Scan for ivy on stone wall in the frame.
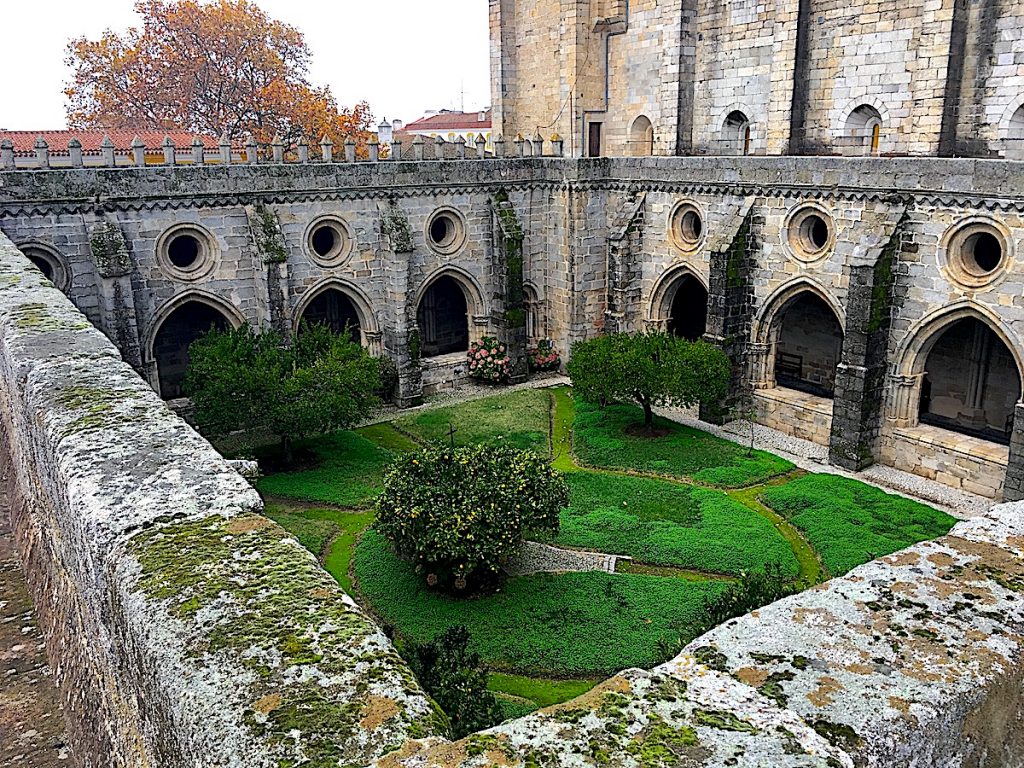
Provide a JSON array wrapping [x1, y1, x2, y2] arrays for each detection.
[[89, 221, 132, 278], [492, 191, 526, 329], [382, 200, 414, 254]]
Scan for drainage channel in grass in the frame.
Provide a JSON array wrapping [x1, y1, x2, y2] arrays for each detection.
[[616, 560, 738, 582], [728, 481, 825, 587], [488, 672, 600, 713]]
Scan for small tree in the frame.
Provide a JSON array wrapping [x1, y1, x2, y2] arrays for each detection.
[[183, 323, 381, 463], [375, 444, 569, 591], [567, 331, 731, 431], [405, 626, 503, 739]]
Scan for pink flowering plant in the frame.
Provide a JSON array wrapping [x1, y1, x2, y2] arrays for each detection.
[[528, 338, 561, 372], [374, 444, 569, 592], [467, 336, 511, 383]]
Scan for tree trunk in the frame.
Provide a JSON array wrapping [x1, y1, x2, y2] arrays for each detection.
[[642, 399, 654, 427], [281, 435, 293, 466]]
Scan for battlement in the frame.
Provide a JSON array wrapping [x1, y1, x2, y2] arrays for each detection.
[[0, 132, 567, 171]]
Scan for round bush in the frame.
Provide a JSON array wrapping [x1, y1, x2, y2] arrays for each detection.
[[374, 445, 569, 590]]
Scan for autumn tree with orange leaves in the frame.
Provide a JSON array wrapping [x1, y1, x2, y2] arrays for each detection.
[[64, 0, 374, 155]]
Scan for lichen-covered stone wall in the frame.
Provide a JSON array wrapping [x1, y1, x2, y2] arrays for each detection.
[[0, 231, 441, 767]]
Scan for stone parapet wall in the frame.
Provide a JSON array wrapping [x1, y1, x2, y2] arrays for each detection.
[[0, 231, 440, 767]]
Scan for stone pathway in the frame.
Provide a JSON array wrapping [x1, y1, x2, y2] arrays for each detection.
[[504, 541, 622, 577], [0, 489, 70, 767]]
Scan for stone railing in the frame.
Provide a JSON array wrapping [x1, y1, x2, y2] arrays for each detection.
[[1, 225, 1022, 766]]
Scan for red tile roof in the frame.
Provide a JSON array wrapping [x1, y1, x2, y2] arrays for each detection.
[[404, 110, 492, 132], [0, 130, 221, 156]]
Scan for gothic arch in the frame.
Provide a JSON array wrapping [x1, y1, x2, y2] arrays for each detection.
[[648, 265, 709, 339], [753, 278, 846, 346], [894, 301, 1024, 380], [144, 290, 246, 398], [1002, 97, 1024, 160], [719, 106, 755, 155], [414, 266, 486, 318], [292, 278, 380, 346]]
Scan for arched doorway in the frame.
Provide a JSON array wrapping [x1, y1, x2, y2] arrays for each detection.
[[665, 275, 708, 342], [152, 301, 232, 399], [629, 115, 654, 157], [723, 111, 751, 156], [772, 292, 844, 398], [919, 317, 1021, 444], [298, 288, 361, 344], [417, 275, 469, 357]]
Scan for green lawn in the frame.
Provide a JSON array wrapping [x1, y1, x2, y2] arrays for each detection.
[[256, 386, 952, 717], [572, 400, 794, 487], [550, 471, 800, 578], [255, 430, 395, 507], [355, 529, 725, 677], [760, 474, 957, 576], [394, 388, 551, 455]]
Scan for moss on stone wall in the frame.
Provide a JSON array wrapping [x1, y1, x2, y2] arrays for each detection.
[[129, 513, 442, 765]]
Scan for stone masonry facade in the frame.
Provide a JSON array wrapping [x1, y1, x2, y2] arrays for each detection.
[[3, 155, 1024, 501], [490, 0, 1024, 159]]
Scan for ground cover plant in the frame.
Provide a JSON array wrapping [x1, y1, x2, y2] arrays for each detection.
[[760, 474, 957, 576], [393, 387, 550, 453], [255, 430, 395, 507], [256, 385, 952, 722], [550, 471, 800, 578], [355, 528, 725, 677], [573, 400, 793, 487]]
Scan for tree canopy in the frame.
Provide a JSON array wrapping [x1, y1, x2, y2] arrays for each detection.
[[64, 0, 375, 152], [183, 323, 381, 462], [567, 332, 731, 428]]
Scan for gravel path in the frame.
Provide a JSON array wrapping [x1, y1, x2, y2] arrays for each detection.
[[504, 541, 622, 577]]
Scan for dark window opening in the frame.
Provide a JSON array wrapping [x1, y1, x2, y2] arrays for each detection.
[[918, 317, 1021, 445], [417, 276, 469, 357], [774, 293, 844, 398], [969, 232, 1002, 274], [299, 289, 362, 344], [27, 254, 54, 282], [168, 234, 202, 270], [666, 277, 708, 342], [588, 122, 603, 157], [430, 216, 453, 247], [311, 226, 338, 258], [153, 301, 230, 399]]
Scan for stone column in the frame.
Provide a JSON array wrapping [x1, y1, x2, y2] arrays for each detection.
[[379, 199, 422, 407], [700, 206, 758, 424], [1004, 402, 1024, 502], [828, 218, 904, 470], [88, 220, 143, 373], [886, 373, 925, 428], [490, 194, 528, 384], [245, 203, 291, 339], [748, 342, 776, 390]]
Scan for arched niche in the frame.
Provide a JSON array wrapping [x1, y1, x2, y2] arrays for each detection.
[[649, 268, 708, 342], [415, 272, 482, 357], [293, 279, 380, 352], [629, 115, 654, 157]]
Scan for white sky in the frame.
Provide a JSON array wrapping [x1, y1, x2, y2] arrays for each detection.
[[0, 0, 491, 130]]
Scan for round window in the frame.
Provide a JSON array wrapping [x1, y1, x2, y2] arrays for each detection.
[[425, 208, 467, 255], [943, 219, 1011, 288], [669, 201, 705, 253], [304, 216, 354, 267], [157, 225, 217, 281], [786, 205, 834, 261], [20, 245, 70, 292]]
